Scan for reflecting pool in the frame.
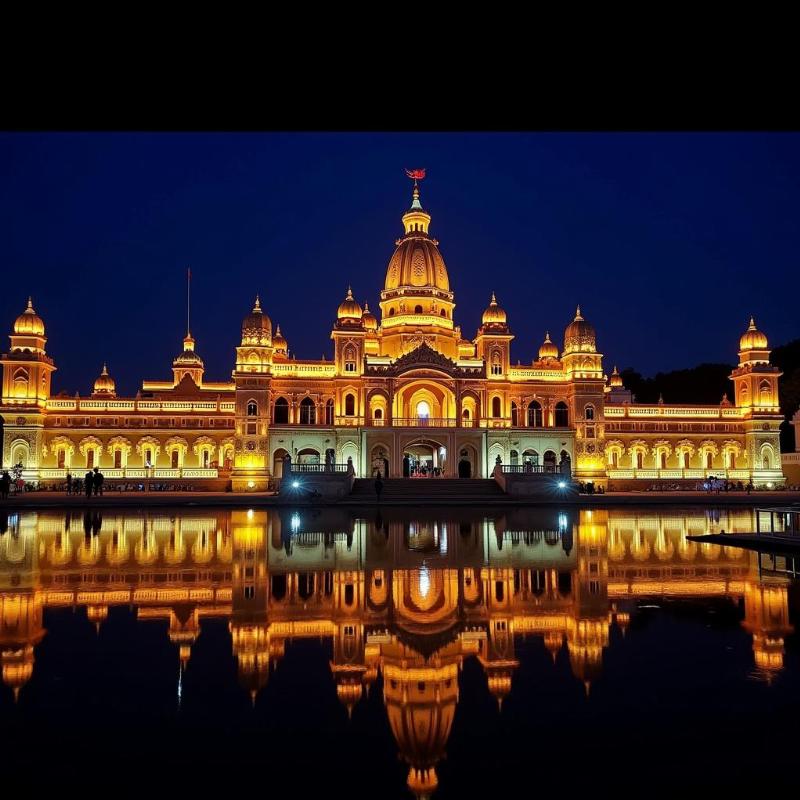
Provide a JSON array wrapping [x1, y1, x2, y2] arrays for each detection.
[[0, 506, 798, 796]]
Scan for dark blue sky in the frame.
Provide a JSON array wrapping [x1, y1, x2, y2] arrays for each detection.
[[1, 133, 798, 396]]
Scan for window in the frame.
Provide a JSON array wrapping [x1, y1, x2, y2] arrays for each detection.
[[585, 426, 595, 439], [527, 401, 543, 427], [374, 408, 383, 420], [706, 452, 713, 469], [636, 452, 644, 469], [244, 586, 255, 600], [344, 346, 356, 373], [554, 401, 569, 427], [171, 450, 179, 469], [492, 397, 501, 417], [57, 450, 65, 468], [389, 308, 395, 316], [511, 402, 519, 426], [87, 450, 95, 469], [274, 397, 289, 424], [247, 400, 257, 416], [325, 399, 334, 425], [300, 397, 316, 425], [114, 450, 122, 469], [440, 309, 446, 317], [584, 404, 595, 421], [414, 304, 423, 314], [491, 351, 502, 375], [416, 400, 431, 421], [345, 394, 355, 416], [247, 421, 257, 435]]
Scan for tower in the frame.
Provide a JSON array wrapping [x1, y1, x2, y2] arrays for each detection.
[[232, 297, 273, 492], [0, 298, 56, 475], [474, 293, 514, 378], [730, 317, 784, 487]]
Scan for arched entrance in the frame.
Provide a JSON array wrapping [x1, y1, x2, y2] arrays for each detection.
[[403, 439, 447, 477], [457, 444, 478, 478], [273, 448, 290, 478], [370, 445, 391, 477]]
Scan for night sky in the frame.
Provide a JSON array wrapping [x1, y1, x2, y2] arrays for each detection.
[[1, 132, 798, 397]]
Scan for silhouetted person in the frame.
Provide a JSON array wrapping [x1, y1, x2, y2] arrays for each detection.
[[83, 510, 92, 536], [374, 474, 383, 503], [93, 467, 104, 496], [403, 454, 410, 478], [66, 472, 73, 495], [0, 471, 10, 501], [0, 511, 7, 535], [84, 470, 93, 497], [382, 456, 389, 478]]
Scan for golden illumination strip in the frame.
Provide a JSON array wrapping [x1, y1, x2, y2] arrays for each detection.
[[271, 363, 337, 376], [380, 314, 455, 330], [270, 620, 336, 636], [512, 614, 570, 631]]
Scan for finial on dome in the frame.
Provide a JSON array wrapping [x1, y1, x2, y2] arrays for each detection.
[[27, 296, 33, 310], [253, 295, 262, 313], [612, 365, 619, 374], [276, 323, 281, 335], [575, 304, 583, 321], [102, 363, 108, 375], [545, 331, 551, 342], [490, 292, 497, 305], [346, 286, 354, 300], [748, 315, 756, 329]]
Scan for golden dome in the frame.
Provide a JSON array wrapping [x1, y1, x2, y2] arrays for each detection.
[[538, 331, 559, 360], [482, 293, 507, 326], [609, 365, 623, 387], [92, 364, 116, 395], [361, 302, 378, 331], [337, 287, 363, 323], [272, 324, 287, 355], [385, 238, 450, 292], [241, 296, 272, 345], [739, 316, 768, 351], [563, 305, 597, 355], [13, 297, 45, 336], [173, 335, 205, 368]]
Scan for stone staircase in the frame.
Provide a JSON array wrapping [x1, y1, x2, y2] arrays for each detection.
[[349, 477, 507, 502]]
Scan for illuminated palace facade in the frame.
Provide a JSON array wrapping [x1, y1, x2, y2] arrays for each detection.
[[0, 182, 787, 490], [0, 508, 793, 797]]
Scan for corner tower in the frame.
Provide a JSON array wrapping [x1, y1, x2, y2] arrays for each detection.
[[379, 179, 459, 359]]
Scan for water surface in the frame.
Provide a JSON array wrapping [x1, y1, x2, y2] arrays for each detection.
[[0, 506, 797, 796]]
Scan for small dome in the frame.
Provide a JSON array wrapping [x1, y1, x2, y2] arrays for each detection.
[[362, 301, 378, 331], [173, 335, 205, 368], [337, 287, 363, 323], [538, 331, 559, 360], [739, 316, 768, 351], [242, 296, 272, 345], [272, 324, 287, 354], [609, 365, 623, 387], [563, 305, 596, 354], [13, 297, 45, 336], [482, 292, 507, 326], [93, 363, 116, 395]]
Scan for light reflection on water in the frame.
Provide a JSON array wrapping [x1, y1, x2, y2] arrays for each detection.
[[0, 505, 797, 796]]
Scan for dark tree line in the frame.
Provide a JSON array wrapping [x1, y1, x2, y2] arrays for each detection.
[[620, 338, 800, 452]]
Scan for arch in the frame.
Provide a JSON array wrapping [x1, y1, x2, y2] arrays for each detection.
[[527, 400, 543, 428], [584, 403, 595, 421], [9, 439, 30, 469], [460, 392, 479, 428], [760, 443, 776, 470], [554, 401, 569, 427], [107, 436, 133, 468], [543, 450, 557, 471], [12, 367, 29, 396], [299, 396, 316, 425], [490, 350, 502, 376], [274, 396, 289, 424], [458, 444, 478, 478], [48, 435, 75, 469], [722, 440, 742, 469], [509, 449, 519, 466], [395, 381, 454, 422], [414, 304, 423, 314], [339, 441, 359, 475], [136, 436, 161, 468], [522, 448, 539, 466], [165, 436, 189, 469], [297, 447, 321, 464], [368, 390, 389, 426], [370, 444, 391, 477], [272, 447, 290, 479], [192, 436, 216, 469], [79, 436, 103, 469], [758, 379, 772, 407], [219, 438, 234, 471], [605, 440, 624, 469], [491, 396, 502, 418], [325, 398, 334, 425], [247, 399, 258, 417], [344, 393, 356, 416]]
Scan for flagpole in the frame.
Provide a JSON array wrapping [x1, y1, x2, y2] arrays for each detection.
[[187, 267, 191, 337]]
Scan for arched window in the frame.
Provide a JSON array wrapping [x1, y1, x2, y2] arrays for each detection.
[[584, 404, 595, 421], [491, 351, 502, 376], [171, 450, 179, 469], [636, 452, 644, 469], [345, 393, 355, 416], [344, 346, 357, 373], [440, 309, 446, 317], [759, 380, 771, 406], [416, 400, 431, 422], [325, 399, 334, 425], [300, 397, 316, 425], [511, 402, 520, 426], [247, 400, 258, 416], [144, 448, 153, 467], [610, 451, 619, 468], [414, 304, 423, 314], [274, 397, 289, 424], [510, 449, 519, 466], [491, 397, 501, 418], [374, 408, 383, 420], [543, 450, 557, 471], [683, 452, 690, 468], [554, 402, 569, 427], [13, 368, 28, 394], [389, 308, 395, 316], [660, 452, 667, 469], [57, 450, 65, 468], [527, 401, 543, 427]]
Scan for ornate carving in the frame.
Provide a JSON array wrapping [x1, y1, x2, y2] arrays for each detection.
[[365, 342, 484, 378]]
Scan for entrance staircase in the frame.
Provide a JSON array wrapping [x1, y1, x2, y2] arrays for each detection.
[[349, 478, 507, 503]]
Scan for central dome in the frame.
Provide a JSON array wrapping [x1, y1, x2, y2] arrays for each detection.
[[384, 184, 450, 293], [385, 238, 450, 292]]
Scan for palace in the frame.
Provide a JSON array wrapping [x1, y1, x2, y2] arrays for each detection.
[[0, 180, 787, 490]]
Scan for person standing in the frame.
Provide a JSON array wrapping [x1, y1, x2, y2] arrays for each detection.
[[66, 472, 73, 495], [93, 467, 104, 496], [383, 456, 389, 478], [85, 469, 94, 498], [374, 473, 383, 503], [0, 471, 10, 501]]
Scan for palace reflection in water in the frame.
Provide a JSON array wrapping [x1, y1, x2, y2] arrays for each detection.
[[0, 506, 795, 797]]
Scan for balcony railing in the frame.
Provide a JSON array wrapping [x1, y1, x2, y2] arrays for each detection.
[[499, 464, 563, 474], [289, 463, 350, 474], [37, 467, 219, 480], [606, 468, 751, 480]]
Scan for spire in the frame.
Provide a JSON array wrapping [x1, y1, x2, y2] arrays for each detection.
[[748, 315, 757, 330], [186, 267, 191, 337], [363, 301, 370, 312], [490, 292, 497, 305], [276, 323, 282, 335], [574, 304, 583, 321], [101, 363, 108, 376], [612, 365, 619, 375], [544, 331, 552, 342], [410, 183, 423, 211], [253, 295, 262, 313], [346, 286, 353, 300], [26, 297, 34, 311]]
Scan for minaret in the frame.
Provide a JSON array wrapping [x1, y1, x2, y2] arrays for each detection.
[[730, 317, 785, 487], [1, 298, 56, 475]]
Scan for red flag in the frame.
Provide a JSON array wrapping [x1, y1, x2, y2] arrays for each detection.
[[405, 168, 426, 180]]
